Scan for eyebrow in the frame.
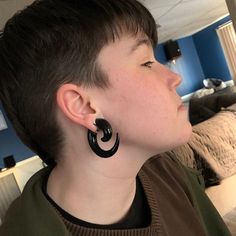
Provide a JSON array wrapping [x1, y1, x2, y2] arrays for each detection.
[[129, 38, 152, 55]]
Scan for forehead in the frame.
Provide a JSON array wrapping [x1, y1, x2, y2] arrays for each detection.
[[98, 34, 153, 59], [96, 34, 154, 81]]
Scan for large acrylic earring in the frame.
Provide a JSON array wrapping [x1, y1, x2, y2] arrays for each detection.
[[87, 118, 119, 158]]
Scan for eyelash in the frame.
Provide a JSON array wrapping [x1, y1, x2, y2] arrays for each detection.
[[142, 61, 154, 68]]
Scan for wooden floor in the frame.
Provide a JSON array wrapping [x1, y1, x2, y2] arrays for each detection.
[[224, 207, 236, 236]]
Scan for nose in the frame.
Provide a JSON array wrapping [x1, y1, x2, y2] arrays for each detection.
[[158, 63, 182, 90], [169, 70, 182, 89], [162, 64, 182, 90]]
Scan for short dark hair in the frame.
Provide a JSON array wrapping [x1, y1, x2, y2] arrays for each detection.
[[0, 0, 157, 165]]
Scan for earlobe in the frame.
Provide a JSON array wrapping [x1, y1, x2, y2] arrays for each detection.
[[56, 84, 98, 132]]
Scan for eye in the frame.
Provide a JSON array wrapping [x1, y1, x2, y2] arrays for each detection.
[[141, 61, 154, 68]]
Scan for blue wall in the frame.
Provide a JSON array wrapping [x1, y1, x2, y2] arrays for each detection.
[[155, 15, 232, 96], [155, 36, 205, 96], [193, 16, 232, 82], [177, 37, 205, 95], [0, 102, 34, 168], [155, 44, 167, 64]]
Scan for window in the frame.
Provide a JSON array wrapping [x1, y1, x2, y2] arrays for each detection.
[[216, 21, 236, 84]]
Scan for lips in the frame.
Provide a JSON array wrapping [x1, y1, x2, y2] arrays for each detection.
[[178, 103, 186, 111]]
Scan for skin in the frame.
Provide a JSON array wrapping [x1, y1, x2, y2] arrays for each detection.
[[47, 33, 192, 225]]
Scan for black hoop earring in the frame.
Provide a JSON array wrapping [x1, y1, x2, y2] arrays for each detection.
[[88, 118, 120, 158]]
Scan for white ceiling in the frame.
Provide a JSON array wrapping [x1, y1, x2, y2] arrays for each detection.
[[141, 0, 230, 42], [0, 0, 230, 43]]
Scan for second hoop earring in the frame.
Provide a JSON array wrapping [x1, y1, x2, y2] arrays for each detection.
[[87, 118, 120, 158]]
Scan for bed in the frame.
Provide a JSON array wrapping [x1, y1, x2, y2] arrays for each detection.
[[189, 85, 236, 125], [165, 86, 236, 234]]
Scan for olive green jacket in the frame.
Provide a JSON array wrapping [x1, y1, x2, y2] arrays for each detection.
[[0, 156, 231, 236]]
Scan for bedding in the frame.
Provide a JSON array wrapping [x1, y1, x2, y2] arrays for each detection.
[[191, 111, 236, 179], [164, 109, 236, 187], [189, 86, 236, 125]]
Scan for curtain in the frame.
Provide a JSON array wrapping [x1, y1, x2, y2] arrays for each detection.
[[216, 21, 236, 84]]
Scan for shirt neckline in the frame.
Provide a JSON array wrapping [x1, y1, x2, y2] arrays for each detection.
[[41, 165, 162, 234], [43, 176, 151, 229]]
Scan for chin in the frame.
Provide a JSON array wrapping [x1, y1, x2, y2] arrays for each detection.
[[151, 128, 193, 155], [165, 122, 192, 152], [143, 122, 193, 155], [177, 122, 193, 146]]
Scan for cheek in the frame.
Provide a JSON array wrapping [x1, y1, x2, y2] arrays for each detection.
[[113, 74, 156, 114], [106, 73, 172, 131], [99, 72, 190, 152]]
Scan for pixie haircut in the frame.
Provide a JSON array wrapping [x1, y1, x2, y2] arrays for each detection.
[[0, 0, 157, 165]]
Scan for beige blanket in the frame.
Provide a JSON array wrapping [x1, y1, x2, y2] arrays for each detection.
[[165, 110, 236, 179], [190, 111, 236, 179]]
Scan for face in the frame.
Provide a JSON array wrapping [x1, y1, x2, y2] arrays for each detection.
[[91, 34, 192, 155]]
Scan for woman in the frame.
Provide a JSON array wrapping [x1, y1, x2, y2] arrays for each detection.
[[0, 0, 231, 235]]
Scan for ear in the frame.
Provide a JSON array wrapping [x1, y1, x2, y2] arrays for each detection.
[[56, 84, 98, 132]]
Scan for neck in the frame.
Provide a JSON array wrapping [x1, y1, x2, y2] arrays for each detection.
[[47, 147, 150, 225]]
